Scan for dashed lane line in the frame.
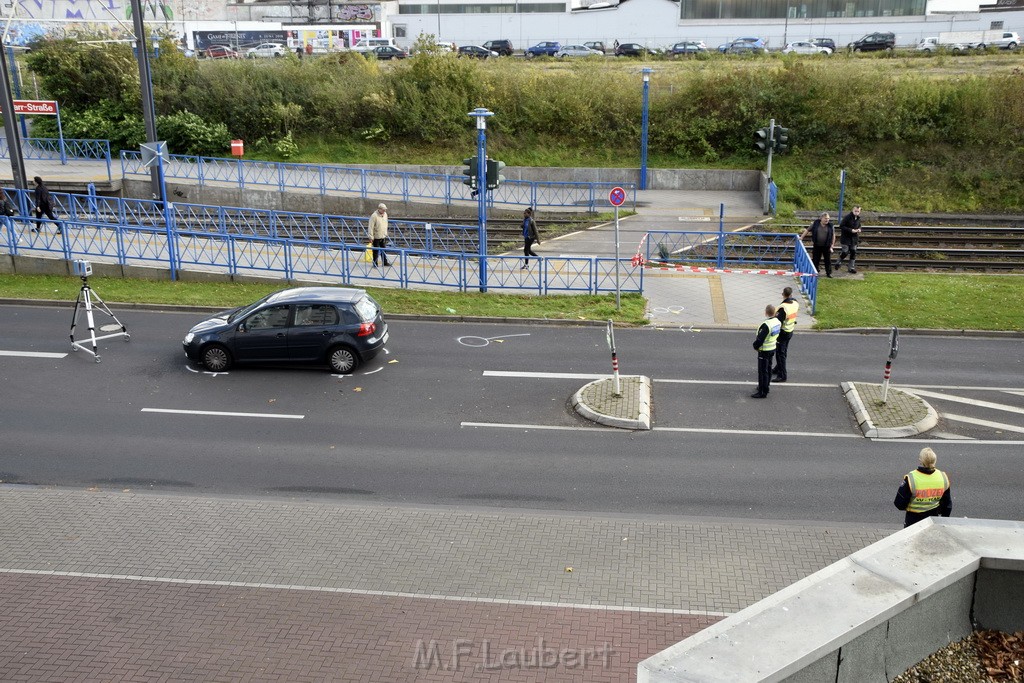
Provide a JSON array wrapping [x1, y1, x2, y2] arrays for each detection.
[[0, 350, 68, 358], [141, 408, 304, 419]]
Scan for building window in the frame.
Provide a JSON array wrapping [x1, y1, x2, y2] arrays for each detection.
[[679, 0, 922, 19]]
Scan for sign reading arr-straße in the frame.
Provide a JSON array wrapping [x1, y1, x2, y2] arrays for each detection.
[[0, 100, 59, 115]]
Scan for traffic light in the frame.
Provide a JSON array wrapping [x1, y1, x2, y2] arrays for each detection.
[[462, 157, 478, 189], [753, 127, 770, 155], [774, 127, 791, 154], [485, 159, 506, 190]]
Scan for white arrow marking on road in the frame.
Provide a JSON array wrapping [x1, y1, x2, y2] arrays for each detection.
[[141, 408, 303, 419], [0, 350, 67, 358]]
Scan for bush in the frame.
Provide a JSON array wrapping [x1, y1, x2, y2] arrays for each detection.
[[157, 110, 231, 156]]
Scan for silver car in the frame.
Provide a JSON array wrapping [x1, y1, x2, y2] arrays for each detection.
[[782, 41, 832, 55], [246, 42, 286, 58], [555, 44, 603, 58]]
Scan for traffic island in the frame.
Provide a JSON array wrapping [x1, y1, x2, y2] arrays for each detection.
[[572, 375, 652, 430], [842, 381, 938, 438]]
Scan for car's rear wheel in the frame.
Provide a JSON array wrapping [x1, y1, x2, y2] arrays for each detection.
[[201, 344, 232, 372], [328, 345, 359, 374]]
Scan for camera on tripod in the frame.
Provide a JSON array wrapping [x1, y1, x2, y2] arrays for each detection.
[[72, 259, 93, 278]]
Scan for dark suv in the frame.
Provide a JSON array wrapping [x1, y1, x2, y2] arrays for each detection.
[[812, 38, 836, 52], [483, 39, 513, 56], [849, 32, 895, 52]]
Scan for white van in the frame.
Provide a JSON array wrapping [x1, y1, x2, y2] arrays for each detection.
[[352, 37, 398, 53]]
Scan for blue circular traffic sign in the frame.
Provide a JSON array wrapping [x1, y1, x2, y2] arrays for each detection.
[[609, 186, 626, 207]]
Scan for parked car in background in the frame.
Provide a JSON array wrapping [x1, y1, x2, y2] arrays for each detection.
[[482, 39, 514, 56], [525, 41, 561, 57], [782, 40, 832, 54], [812, 38, 837, 52], [849, 32, 895, 52], [371, 45, 409, 60], [182, 287, 389, 374], [246, 42, 286, 58], [719, 36, 766, 53], [458, 45, 499, 59], [671, 41, 707, 55], [583, 41, 606, 54], [555, 43, 603, 58], [614, 42, 646, 57], [203, 45, 239, 59], [352, 37, 398, 53]]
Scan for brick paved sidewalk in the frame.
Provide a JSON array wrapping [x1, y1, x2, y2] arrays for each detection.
[[0, 488, 892, 681]]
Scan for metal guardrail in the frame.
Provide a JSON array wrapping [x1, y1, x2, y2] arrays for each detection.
[[1, 190, 810, 304], [0, 137, 113, 181], [119, 151, 638, 212]]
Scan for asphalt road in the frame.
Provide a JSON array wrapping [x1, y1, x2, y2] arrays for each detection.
[[2, 302, 1022, 524]]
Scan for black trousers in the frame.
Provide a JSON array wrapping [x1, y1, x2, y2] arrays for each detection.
[[35, 204, 60, 229], [371, 237, 389, 266], [811, 244, 831, 275], [757, 350, 775, 396], [523, 238, 539, 264], [837, 243, 857, 266], [773, 330, 792, 380]]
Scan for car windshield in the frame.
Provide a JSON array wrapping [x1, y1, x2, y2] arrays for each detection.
[[228, 293, 274, 323]]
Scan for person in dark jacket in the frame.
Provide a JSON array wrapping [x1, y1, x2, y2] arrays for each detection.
[[835, 205, 862, 274], [894, 447, 952, 527], [32, 176, 61, 234], [799, 212, 834, 278], [521, 207, 540, 269]]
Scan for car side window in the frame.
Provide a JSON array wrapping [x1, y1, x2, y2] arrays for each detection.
[[294, 304, 339, 327], [246, 305, 290, 330]]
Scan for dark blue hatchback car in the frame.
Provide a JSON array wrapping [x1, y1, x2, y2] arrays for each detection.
[[183, 287, 388, 373]]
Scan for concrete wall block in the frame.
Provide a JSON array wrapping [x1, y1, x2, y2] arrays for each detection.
[[88, 261, 124, 278], [974, 567, 1024, 632], [834, 621, 888, 683], [121, 264, 171, 281], [780, 649, 839, 683], [12, 255, 68, 276], [0, 254, 14, 274], [176, 269, 232, 284], [884, 573, 974, 677]]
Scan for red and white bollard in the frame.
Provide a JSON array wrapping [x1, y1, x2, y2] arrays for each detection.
[[881, 360, 892, 403]]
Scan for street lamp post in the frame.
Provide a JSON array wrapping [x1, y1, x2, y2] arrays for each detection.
[[468, 107, 493, 293], [640, 67, 652, 190], [0, 35, 28, 194], [129, 0, 164, 204]]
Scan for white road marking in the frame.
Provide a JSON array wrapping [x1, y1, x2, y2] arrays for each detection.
[[0, 350, 67, 358], [942, 414, 1024, 435], [654, 427, 862, 438], [872, 438, 1024, 446], [0, 567, 724, 617], [927, 431, 977, 441], [462, 421, 610, 432], [1003, 390, 1024, 397], [459, 333, 531, 348], [655, 379, 836, 388], [141, 408, 304, 419], [905, 388, 1024, 416], [484, 371, 607, 380]]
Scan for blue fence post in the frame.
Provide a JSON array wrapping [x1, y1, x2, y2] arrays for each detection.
[[198, 156, 206, 188], [716, 203, 725, 268], [237, 157, 245, 190], [319, 164, 326, 197], [360, 169, 368, 199], [104, 143, 112, 182]]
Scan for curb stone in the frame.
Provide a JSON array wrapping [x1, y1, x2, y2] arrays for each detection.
[[572, 375, 651, 430], [842, 381, 938, 438]]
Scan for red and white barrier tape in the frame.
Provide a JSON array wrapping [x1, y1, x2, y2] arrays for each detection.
[[645, 262, 817, 277]]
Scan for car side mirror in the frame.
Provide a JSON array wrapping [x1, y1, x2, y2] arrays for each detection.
[[237, 322, 247, 332]]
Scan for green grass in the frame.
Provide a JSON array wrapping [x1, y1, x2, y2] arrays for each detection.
[[0, 274, 649, 326], [5, 272, 1021, 331], [813, 273, 1024, 331]]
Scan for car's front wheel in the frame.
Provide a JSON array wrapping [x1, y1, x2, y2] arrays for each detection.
[[201, 344, 232, 372], [328, 345, 359, 374]]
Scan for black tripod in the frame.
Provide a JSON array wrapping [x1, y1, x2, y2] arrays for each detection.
[[70, 275, 130, 362]]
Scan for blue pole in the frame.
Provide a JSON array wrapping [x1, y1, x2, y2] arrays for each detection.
[[837, 169, 847, 218], [7, 47, 28, 138], [640, 67, 652, 191], [468, 108, 493, 293], [717, 202, 725, 268]]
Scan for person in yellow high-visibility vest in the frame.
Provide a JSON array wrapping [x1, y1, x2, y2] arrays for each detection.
[[894, 447, 952, 527], [772, 286, 799, 382], [751, 304, 780, 399]]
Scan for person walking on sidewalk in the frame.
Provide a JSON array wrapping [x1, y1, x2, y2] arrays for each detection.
[[835, 205, 862, 274], [772, 287, 799, 383], [368, 203, 390, 268], [32, 176, 61, 234], [894, 447, 952, 528], [521, 207, 540, 269], [799, 212, 834, 278], [751, 304, 781, 399]]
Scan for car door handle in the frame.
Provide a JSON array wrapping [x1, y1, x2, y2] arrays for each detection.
[[276, 332, 286, 338]]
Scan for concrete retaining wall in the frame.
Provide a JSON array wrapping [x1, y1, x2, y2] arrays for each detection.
[[638, 518, 1024, 683]]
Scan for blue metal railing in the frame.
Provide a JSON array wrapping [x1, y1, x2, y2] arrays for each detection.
[[2, 189, 812, 307], [0, 137, 112, 181], [120, 151, 638, 212]]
